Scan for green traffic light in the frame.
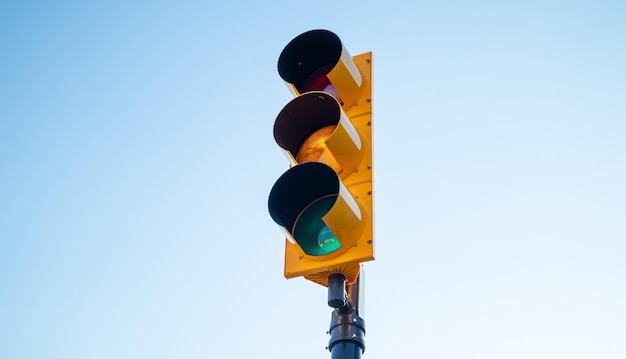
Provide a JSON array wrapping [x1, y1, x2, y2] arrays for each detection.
[[293, 195, 341, 256]]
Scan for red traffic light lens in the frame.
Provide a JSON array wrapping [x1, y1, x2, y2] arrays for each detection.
[[301, 65, 343, 105]]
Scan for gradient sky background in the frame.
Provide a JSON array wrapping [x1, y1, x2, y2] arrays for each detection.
[[1, 1, 625, 358]]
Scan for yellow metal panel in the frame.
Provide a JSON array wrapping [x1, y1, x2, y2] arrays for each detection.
[[325, 109, 364, 179], [344, 52, 373, 119], [280, 52, 375, 287], [282, 51, 373, 118], [284, 180, 374, 285], [338, 52, 373, 188], [322, 183, 367, 256], [339, 112, 372, 188], [327, 46, 363, 110]]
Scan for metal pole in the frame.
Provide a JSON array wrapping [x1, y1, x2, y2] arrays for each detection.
[[327, 271, 366, 359]]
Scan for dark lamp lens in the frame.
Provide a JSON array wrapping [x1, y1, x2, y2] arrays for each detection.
[[301, 65, 332, 92]]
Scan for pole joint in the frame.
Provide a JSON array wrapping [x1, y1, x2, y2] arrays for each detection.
[[327, 307, 366, 353]]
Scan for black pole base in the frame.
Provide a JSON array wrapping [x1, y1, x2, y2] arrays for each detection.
[[331, 341, 362, 359]]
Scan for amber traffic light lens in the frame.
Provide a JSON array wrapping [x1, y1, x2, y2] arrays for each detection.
[[296, 125, 342, 175]]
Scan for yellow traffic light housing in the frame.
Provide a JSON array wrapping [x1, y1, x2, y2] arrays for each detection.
[[269, 29, 374, 287], [277, 29, 368, 112], [274, 92, 366, 180]]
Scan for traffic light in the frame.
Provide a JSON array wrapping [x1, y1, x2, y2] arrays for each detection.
[[268, 29, 374, 287]]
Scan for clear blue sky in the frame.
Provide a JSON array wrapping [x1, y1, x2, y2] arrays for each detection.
[[1, 1, 625, 358]]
